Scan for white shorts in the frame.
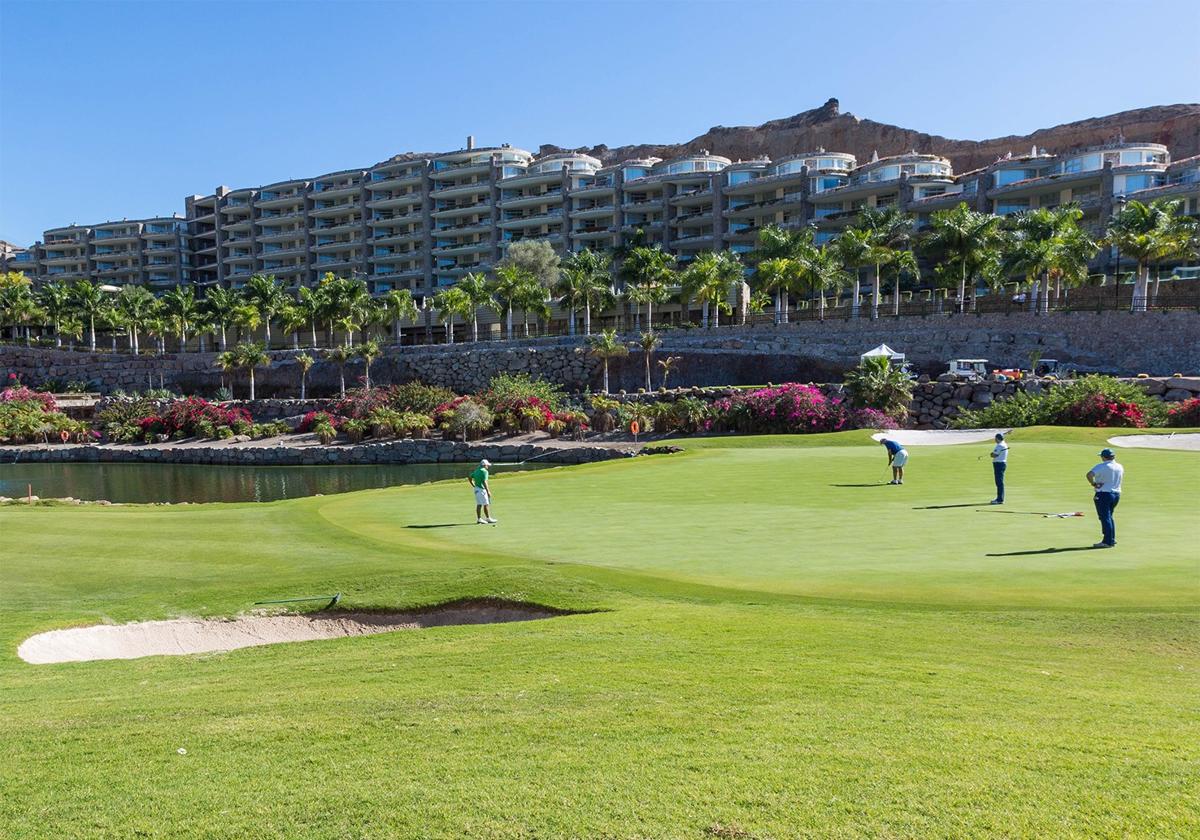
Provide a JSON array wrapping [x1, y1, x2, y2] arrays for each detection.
[[473, 487, 490, 505], [891, 450, 909, 468]]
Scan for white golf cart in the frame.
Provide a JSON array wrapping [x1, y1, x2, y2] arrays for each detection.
[[1034, 358, 1074, 378], [947, 358, 989, 380]]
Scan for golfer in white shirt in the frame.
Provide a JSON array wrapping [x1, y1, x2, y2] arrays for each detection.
[[1086, 448, 1124, 548], [989, 433, 1009, 504]]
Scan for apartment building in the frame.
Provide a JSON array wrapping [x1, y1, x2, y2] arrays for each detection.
[[20, 217, 189, 288], [15, 138, 1199, 301]]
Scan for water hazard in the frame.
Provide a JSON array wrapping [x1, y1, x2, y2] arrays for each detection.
[[0, 461, 549, 504]]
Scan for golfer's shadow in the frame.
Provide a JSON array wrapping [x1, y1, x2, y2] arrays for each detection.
[[829, 483, 891, 488], [404, 523, 468, 529], [913, 503, 989, 509], [986, 546, 1097, 556]]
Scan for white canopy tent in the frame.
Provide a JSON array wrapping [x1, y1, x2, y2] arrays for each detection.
[[860, 344, 905, 366]]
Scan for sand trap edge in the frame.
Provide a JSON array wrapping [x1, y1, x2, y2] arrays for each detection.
[[1107, 433, 1200, 451], [18, 599, 587, 665]]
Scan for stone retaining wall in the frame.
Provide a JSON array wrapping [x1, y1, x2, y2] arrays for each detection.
[[3, 310, 1198, 396], [0, 439, 637, 467]]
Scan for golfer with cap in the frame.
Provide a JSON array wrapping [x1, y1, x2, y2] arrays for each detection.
[[880, 437, 908, 484], [1086, 448, 1123, 548], [468, 459, 497, 524], [989, 433, 1009, 504]]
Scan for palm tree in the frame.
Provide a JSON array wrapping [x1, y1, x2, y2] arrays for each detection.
[[70, 280, 108, 351], [233, 342, 269, 400], [453, 272, 495, 343], [885, 248, 919, 317], [833, 227, 873, 319], [637, 331, 661, 392], [59, 315, 83, 351], [922, 202, 1001, 313], [750, 224, 813, 323], [378, 288, 420, 344], [1, 284, 42, 345], [232, 304, 262, 344], [297, 285, 325, 348], [587, 328, 628, 394], [434, 286, 473, 345], [620, 246, 675, 331], [658, 355, 681, 390], [753, 257, 799, 325], [681, 250, 740, 328], [556, 250, 613, 337], [1105, 198, 1194, 313], [243, 274, 286, 346], [354, 339, 381, 389], [295, 352, 315, 399], [115, 285, 157, 353], [796, 245, 850, 320], [36, 280, 73, 347], [855, 207, 913, 320], [202, 286, 240, 351], [215, 350, 238, 396], [516, 277, 550, 337], [1003, 206, 1096, 315], [490, 264, 531, 340], [325, 345, 352, 397], [277, 303, 309, 350], [161, 286, 200, 350]]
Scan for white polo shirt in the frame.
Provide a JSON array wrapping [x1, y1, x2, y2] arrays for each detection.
[[992, 441, 1009, 463], [1090, 461, 1124, 493]]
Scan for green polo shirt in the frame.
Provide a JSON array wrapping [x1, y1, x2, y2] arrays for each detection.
[[470, 467, 489, 489]]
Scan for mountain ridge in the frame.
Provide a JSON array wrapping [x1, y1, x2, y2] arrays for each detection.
[[536, 98, 1200, 174]]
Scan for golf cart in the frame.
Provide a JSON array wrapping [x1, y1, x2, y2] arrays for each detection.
[[1033, 358, 1074, 379], [947, 358, 988, 380]]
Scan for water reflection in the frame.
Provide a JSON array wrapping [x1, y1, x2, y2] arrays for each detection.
[[0, 462, 548, 504]]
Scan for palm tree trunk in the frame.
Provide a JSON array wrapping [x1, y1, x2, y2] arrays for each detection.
[[364, 362, 372, 389], [446, 322, 454, 345], [567, 306, 576, 337], [311, 322, 318, 348], [1151, 263, 1161, 306], [893, 273, 901, 317], [702, 300, 709, 329], [249, 368, 256, 401], [774, 290, 782, 325], [713, 304, 720, 329], [472, 314, 478, 343], [647, 295, 653, 331], [851, 273, 861, 318], [958, 263, 967, 314], [89, 317, 97, 351], [603, 360, 610, 394], [584, 300, 592, 336], [300, 373, 307, 400], [292, 332, 299, 350], [1133, 262, 1149, 312], [220, 325, 228, 351], [644, 352, 651, 391], [1040, 272, 1050, 315], [339, 367, 346, 397], [873, 263, 882, 320], [506, 305, 513, 340], [264, 319, 271, 346]]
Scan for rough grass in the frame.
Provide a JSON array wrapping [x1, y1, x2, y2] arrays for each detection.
[[1, 427, 1196, 838]]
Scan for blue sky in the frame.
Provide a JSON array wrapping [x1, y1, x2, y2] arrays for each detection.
[[2, 0, 1197, 246]]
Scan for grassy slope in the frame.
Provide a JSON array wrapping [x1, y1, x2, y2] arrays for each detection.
[[1, 428, 1196, 838]]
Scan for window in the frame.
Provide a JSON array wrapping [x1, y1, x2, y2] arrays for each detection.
[[811, 176, 843, 193], [623, 167, 649, 180], [996, 198, 1030, 215], [813, 206, 841, 218], [727, 171, 756, 185], [1120, 174, 1163, 192], [771, 160, 805, 177]]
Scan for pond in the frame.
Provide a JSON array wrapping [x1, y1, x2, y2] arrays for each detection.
[[0, 461, 550, 504]]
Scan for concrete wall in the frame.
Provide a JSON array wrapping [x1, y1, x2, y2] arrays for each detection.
[[3, 311, 1198, 396]]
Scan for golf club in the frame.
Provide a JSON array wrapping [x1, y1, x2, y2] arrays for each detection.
[[254, 593, 342, 609], [489, 449, 561, 467]]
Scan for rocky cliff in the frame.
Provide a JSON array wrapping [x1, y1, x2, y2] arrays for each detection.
[[539, 98, 1200, 173]]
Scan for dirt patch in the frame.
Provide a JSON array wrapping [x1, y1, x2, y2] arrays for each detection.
[[18, 599, 579, 665]]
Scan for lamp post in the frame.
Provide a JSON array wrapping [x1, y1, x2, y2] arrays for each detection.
[[1112, 194, 1126, 311]]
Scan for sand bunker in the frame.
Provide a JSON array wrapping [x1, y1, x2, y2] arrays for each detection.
[[870, 429, 1010, 446], [1107, 433, 1200, 451], [18, 601, 570, 664]]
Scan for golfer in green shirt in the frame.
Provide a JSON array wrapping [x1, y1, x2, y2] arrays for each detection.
[[468, 459, 497, 524]]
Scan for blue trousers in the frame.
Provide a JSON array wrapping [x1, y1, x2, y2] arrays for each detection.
[[1093, 492, 1120, 546], [992, 462, 1006, 502]]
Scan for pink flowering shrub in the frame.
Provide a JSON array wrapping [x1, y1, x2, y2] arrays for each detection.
[[1058, 394, 1148, 428], [1, 386, 57, 412], [1165, 398, 1200, 427]]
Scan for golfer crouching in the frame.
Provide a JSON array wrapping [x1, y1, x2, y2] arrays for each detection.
[[881, 438, 908, 485]]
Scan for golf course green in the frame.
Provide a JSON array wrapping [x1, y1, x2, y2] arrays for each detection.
[[2, 427, 1197, 838]]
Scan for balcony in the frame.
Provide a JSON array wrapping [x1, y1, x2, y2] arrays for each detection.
[[498, 190, 563, 210], [498, 209, 564, 229], [256, 208, 306, 222], [621, 198, 664, 211], [309, 201, 362, 218], [434, 220, 492, 236], [429, 179, 492, 200], [255, 191, 306, 209], [367, 192, 423, 210], [260, 244, 308, 258], [431, 240, 492, 257], [221, 218, 254, 232], [311, 180, 364, 199], [256, 227, 307, 243], [371, 229, 424, 245], [313, 238, 363, 253], [570, 204, 616, 219], [368, 169, 424, 190], [430, 200, 491, 219], [311, 219, 364, 235]]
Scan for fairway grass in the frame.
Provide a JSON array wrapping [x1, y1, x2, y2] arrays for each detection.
[[2, 427, 1197, 838]]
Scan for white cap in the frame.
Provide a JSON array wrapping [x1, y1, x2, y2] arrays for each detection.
[[480, 459, 491, 467]]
